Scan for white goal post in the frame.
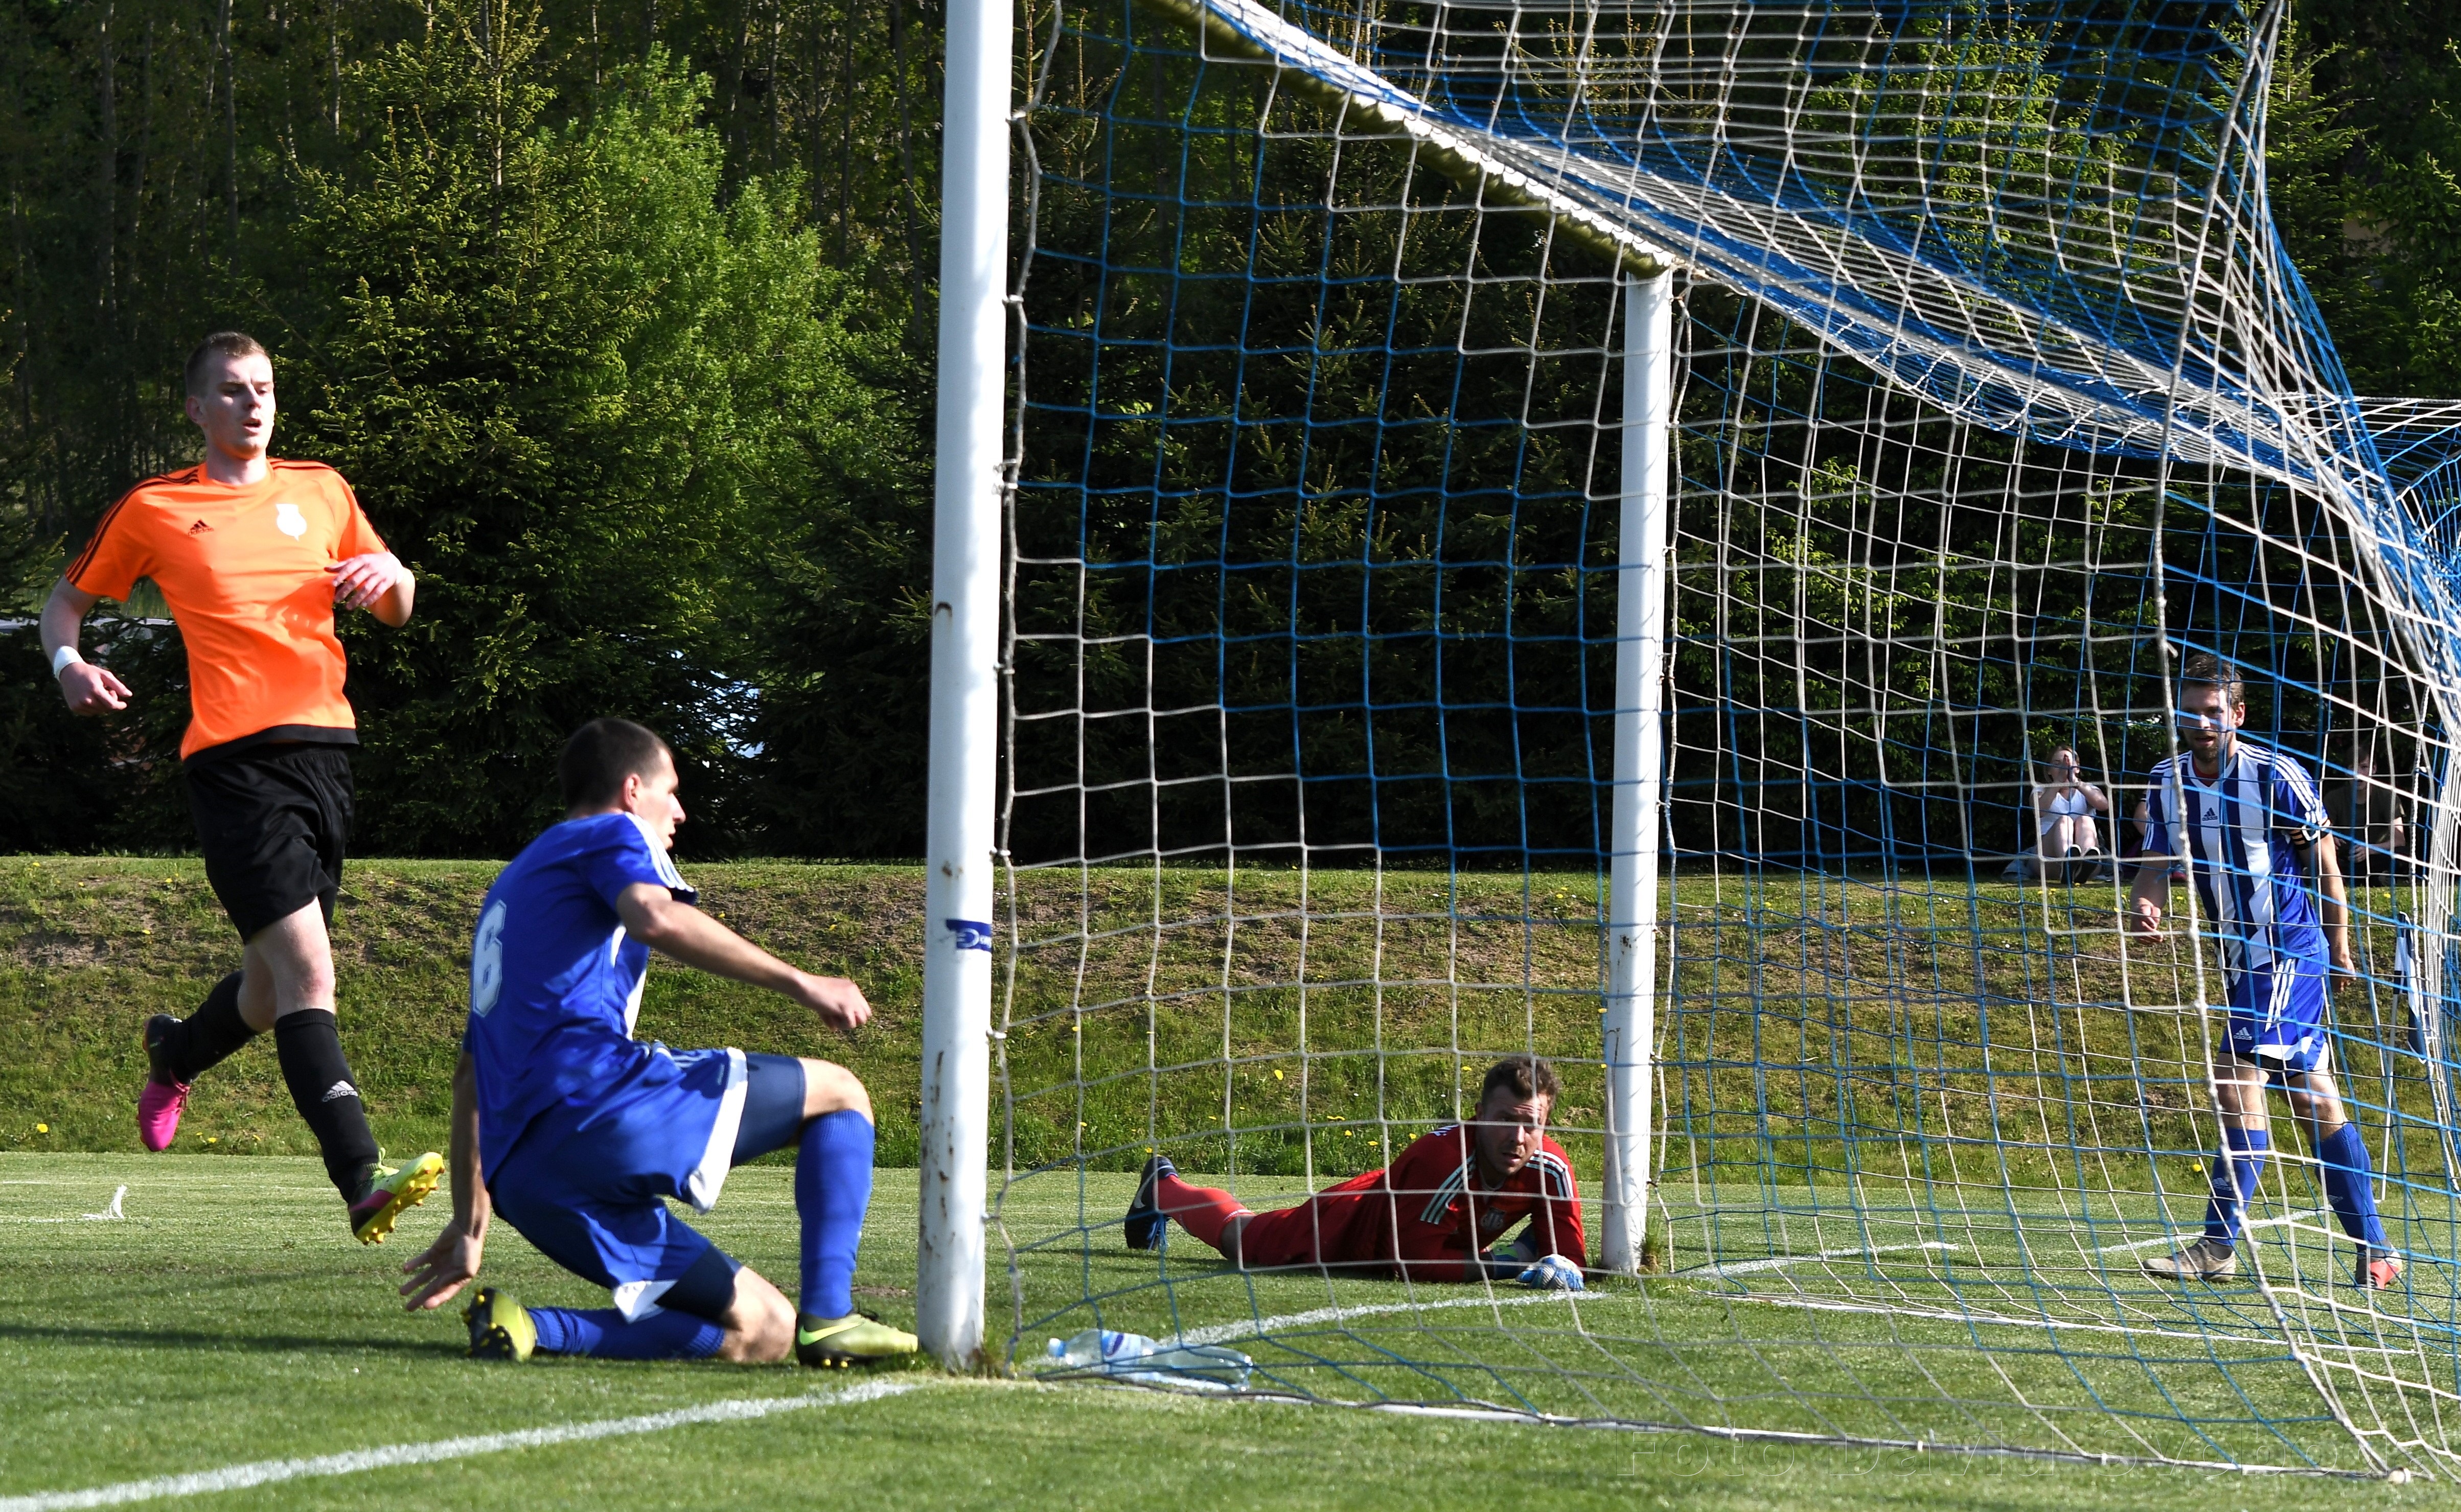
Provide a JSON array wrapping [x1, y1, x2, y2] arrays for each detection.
[[1603, 268, 1676, 1276], [916, 0, 1683, 1353], [915, 0, 1012, 1369]]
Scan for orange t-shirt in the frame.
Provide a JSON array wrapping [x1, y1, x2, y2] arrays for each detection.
[[67, 459, 388, 760]]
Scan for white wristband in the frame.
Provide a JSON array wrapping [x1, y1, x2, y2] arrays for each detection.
[[50, 645, 85, 678]]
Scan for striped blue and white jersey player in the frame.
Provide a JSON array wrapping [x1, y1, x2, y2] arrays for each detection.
[[2143, 740, 2331, 984]]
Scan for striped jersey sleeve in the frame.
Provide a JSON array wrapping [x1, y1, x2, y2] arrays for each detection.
[[2265, 751, 2329, 840], [1522, 1139, 1585, 1261]]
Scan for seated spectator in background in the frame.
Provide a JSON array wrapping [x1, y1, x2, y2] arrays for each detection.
[[2030, 747, 2111, 881], [2327, 747, 2408, 890]]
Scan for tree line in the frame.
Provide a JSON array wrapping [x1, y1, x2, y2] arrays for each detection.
[[2, 0, 2456, 859], [0, 0, 943, 856]]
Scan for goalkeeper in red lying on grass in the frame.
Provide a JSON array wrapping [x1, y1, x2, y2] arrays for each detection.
[[1125, 1056, 1588, 1290]]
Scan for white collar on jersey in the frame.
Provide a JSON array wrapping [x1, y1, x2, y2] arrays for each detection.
[[2179, 740, 2267, 787], [623, 811, 699, 903]]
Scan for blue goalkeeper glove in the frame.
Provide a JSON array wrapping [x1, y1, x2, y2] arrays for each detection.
[[1515, 1254, 1585, 1291]]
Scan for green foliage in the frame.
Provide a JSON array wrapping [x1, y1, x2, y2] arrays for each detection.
[[739, 318, 932, 859], [7, 0, 2461, 859], [273, 5, 908, 855], [2272, 2, 2461, 394], [1015, 40, 1623, 863], [0, 0, 942, 858]]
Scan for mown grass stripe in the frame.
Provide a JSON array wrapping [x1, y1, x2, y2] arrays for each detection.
[[0, 1379, 927, 1511]]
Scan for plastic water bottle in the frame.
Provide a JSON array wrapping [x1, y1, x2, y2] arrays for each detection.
[[1045, 1329, 1254, 1387]]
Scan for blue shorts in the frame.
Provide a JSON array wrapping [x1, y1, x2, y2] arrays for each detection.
[[489, 1049, 807, 1319], [2223, 956, 2332, 1074]]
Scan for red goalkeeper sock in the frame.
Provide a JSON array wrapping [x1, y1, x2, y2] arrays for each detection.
[[1156, 1173, 1250, 1252]]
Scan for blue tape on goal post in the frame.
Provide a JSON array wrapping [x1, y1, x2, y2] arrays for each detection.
[[945, 920, 992, 953]]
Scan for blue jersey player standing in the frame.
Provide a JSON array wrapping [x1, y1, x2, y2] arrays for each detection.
[[2131, 655, 2401, 1290], [399, 718, 918, 1366]]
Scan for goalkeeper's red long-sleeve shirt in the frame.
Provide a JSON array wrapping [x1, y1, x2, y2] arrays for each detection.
[[1233, 1123, 1585, 1278]]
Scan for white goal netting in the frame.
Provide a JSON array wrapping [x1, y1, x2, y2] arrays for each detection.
[[985, 0, 2461, 1476]]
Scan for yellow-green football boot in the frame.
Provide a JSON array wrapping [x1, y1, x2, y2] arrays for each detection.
[[795, 1312, 917, 1369], [351, 1151, 445, 1244], [465, 1287, 538, 1361]]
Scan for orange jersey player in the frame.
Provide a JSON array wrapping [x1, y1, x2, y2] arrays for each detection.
[[1124, 1057, 1588, 1288], [38, 331, 442, 1244]]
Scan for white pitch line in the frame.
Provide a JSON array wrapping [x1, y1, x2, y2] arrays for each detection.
[[0, 1378, 926, 1512], [2090, 1209, 2327, 1256], [1683, 1241, 1960, 1280], [1180, 1289, 1582, 1346]]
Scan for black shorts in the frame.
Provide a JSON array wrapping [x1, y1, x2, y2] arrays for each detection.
[[183, 744, 354, 942]]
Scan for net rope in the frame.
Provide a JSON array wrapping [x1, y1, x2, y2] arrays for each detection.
[[992, 0, 2461, 1476]]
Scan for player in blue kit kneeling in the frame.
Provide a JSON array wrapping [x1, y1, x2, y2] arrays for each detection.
[[400, 718, 916, 1367]]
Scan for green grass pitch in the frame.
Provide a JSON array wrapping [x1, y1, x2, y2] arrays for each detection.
[[0, 1151, 2442, 1511]]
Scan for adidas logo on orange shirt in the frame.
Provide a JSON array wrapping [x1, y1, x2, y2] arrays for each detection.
[[188, 519, 211, 534]]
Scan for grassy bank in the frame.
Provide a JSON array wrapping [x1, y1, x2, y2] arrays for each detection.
[[0, 857, 929, 1161], [0, 857, 2443, 1196]]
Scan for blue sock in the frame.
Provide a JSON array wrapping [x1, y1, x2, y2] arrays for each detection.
[[797, 1110, 875, 1319], [527, 1306, 725, 1360], [2314, 1122, 2390, 1250], [2202, 1127, 2270, 1244]]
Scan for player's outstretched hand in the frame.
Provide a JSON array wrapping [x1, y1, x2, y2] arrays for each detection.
[[401, 1216, 484, 1312], [793, 972, 872, 1033], [57, 660, 131, 715], [328, 551, 405, 612], [1516, 1254, 1586, 1292]]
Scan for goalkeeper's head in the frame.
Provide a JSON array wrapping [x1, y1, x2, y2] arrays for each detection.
[[1470, 1056, 1561, 1182]]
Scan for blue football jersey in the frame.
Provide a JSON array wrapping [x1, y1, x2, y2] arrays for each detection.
[[2144, 740, 2331, 981], [464, 812, 697, 1180]]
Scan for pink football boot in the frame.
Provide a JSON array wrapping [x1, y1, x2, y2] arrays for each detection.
[[137, 1014, 190, 1152]]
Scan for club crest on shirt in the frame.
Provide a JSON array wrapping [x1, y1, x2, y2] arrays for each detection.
[[274, 501, 307, 539]]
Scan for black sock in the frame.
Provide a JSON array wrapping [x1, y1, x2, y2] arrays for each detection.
[[273, 1011, 381, 1206], [163, 972, 255, 1084]]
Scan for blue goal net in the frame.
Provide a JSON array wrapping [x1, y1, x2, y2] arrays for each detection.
[[991, 0, 2461, 1476]]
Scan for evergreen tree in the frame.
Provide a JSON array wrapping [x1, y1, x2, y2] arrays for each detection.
[[280, 1, 908, 854]]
